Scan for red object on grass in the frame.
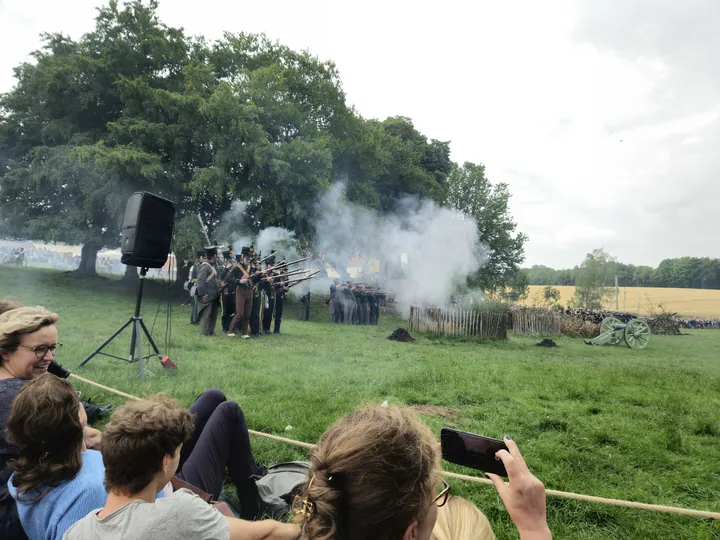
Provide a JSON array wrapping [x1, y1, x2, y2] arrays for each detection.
[[160, 356, 177, 369]]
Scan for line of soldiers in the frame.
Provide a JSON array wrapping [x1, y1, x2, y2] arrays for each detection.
[[186, 245, 295, 338], [327, 280, 386, 325]]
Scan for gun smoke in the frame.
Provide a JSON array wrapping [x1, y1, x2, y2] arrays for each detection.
[[217, 184, 487, 313], [311, 184, 487, 313]]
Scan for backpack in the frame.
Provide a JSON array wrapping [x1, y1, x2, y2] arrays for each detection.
[[255, 461, 310, 515]]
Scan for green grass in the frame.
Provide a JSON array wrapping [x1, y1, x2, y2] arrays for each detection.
[[1, 266, 719, 539]]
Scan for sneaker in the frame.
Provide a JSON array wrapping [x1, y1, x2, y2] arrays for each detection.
[[227, 333, 236, 337], [241, 335, 250, 339]]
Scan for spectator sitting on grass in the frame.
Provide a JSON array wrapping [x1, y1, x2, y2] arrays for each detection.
[[292, 406, 551, 540], [1, 299, 271, 523], [6, 375, 107, 540], [64, 394, 298, 540], [0, 303, 100, 540]]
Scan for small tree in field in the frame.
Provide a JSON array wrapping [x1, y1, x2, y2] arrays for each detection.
[[571, 249, 617, 309], [533, 285, 561, 310]]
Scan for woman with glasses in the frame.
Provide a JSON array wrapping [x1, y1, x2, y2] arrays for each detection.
[[0, 304, 65, 539], [293, 407, 551, 540]]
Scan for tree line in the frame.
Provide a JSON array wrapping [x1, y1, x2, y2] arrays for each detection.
[[526, 256, 720, 290], [0, 0, 526, 291]]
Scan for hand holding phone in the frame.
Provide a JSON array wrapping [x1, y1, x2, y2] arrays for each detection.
[[487, 437, 551, 540], [440, 428, 509, 477]]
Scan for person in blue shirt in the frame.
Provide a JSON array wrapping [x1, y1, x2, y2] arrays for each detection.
[[6, 374, 106, 540]]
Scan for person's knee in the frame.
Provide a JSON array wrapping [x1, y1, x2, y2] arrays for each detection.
[[217, 401, 247, 424], [200, 388, 226, 406]]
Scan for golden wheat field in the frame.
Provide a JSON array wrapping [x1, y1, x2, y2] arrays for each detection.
[[524, 285, 720, 317]]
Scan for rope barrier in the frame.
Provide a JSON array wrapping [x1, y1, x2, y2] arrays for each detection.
[[69, 374, 720, 520]]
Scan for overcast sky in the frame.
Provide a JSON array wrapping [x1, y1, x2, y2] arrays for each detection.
[[1, 0, 718, 268]]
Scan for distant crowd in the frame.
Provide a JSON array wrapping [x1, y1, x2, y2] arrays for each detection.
[[676, 317, 720, 329], [562, 308, 637, 324]]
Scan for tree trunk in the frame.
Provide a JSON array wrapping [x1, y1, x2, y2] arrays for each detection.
[[122, 265, 139, 283], [77, 244, 99, 277]]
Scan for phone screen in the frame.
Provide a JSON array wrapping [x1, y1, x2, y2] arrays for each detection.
[[440, 428, 509, 477]]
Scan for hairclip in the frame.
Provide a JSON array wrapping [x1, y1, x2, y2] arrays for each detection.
[[292, 474, 315, 519]]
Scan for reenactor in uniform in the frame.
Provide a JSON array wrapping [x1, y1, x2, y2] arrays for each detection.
[[196, 246, 221, 336], [187, 249, 204, 325], [260, 255, 277, 335], [328, 280, 340, 323], [299, 285, 311, 321], [273, 262, 289, 334], [219, 249, 236, 333], [228, 248, 253, 338], [249, 256, 263, 336]]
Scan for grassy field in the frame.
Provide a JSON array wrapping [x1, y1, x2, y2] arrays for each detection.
[[1, 267, 718, 539], [525, 285, 720, 318]]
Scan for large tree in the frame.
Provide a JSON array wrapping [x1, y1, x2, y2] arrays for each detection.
[[445, 162, 527, 290], [0, 0, 190, 275]]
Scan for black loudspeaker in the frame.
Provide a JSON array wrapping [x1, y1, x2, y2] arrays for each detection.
[[121, 192, 175, 268]]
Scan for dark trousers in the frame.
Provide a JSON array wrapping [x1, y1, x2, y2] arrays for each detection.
[[221, 292, 236, 333], [198, 301, 219, 335], [273, 296, 284, 333], [229, 288, 253, 336], [298, 292, 310, 321], [262, 296, 275, 333], [190, 296, 200, 325], [250, 291, 261, 335], [178, 389, 260, 519]]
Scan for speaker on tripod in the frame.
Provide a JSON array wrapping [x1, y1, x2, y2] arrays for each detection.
[[79, 192, 175, 378]]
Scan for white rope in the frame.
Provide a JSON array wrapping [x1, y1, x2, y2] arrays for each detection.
[[69, 374, 720, 520]]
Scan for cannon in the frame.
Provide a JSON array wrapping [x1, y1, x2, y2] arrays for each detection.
[[584, 317, 651, 349]]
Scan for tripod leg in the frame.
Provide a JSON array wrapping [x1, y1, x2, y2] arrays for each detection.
[[129, 318, 138, 363], [139, 319, 161, 355], [135, 319, 144, 380], [78, 318, 134, 368]]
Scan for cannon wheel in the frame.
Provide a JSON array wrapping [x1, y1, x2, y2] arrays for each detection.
[[600, 317, 623, 345], [624, 319, 651, 349]]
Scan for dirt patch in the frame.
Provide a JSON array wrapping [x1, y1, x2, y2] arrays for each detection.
[[388, 328, 416, 342], [409, 405, 460, 420]]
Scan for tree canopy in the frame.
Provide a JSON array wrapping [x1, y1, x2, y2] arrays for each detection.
[[0, 0, 526, 290], [526, 256, 720, 290]]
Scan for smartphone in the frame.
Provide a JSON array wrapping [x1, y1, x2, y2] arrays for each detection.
[[440, 428, 509, 477]]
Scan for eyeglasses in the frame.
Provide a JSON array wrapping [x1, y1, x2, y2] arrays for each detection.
[[17, 344, 62, 359], [432, 479, 451, 508]]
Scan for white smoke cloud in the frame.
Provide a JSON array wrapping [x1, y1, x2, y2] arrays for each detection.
[[216, 186, 487, 310], [312, 184, 487, 312], [256, 227, 299, 261]]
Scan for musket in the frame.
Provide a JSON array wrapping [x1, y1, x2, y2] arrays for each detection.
[[259, 268, 310, 282], [284, 270, 321, 288], [257, 252, 276, 264], [197, 213, 211, 246], [269, 256, 309, 271]]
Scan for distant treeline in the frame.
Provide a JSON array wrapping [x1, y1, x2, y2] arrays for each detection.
[[525, 257, 720, 290]]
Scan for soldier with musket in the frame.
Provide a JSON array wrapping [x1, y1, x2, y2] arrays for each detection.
[[272, 260, 289, 334], [219, 248, 236, 333], [196, 246, 222, 336], [227, 247, 254, 339]]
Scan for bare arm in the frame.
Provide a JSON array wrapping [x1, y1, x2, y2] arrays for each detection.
[[227, 517, 299, 540]]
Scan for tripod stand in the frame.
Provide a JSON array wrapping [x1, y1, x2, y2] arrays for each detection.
[[78, 267, 160, 379]]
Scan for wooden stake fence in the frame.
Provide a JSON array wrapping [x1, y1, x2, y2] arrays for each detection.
[[409, 306, 509, 339], [511, 309, 562, 336]]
